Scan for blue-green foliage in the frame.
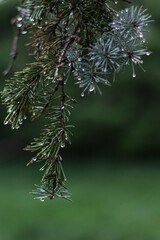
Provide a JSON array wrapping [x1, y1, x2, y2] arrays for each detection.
[[67, 6, 152, 95]]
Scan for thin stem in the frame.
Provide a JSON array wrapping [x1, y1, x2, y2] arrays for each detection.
[[60, 74, 65, 132], [3, 0, 26, 76], [58, 21, 80, 64], [65, 95, 77, 103], [32, 81, 60, 121], [3, 19, 20, 76]]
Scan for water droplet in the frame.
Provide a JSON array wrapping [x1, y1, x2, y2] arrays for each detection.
[[132, 59, 137, 64], [40, 199, 44, 202], [81, 93, 84, 97], [22, 30, 27, 35], [61, 143, 65, 148], [132, 74, 136, 78], [61, 136, 65, 148], [89, 85, 95, 92], [65, 132, 68, 141], [78, 77, 81, 81], [17, 17, 22, 21], [17, 23, 22, 28], [146, 52, 151, 56], [139, 33, 143, 38], [4, 120, 8, 125]]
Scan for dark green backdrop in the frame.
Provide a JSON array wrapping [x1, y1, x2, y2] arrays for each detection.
[[0, 1, 160, 240]]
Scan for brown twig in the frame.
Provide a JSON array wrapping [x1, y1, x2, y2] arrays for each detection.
[[58, 22, 80, 64], [58, 21, 80, 130], [65, 95, 77, 103], [32, 81, 60, 121], [3, 0, 25, 76], [60, 74, 65, 132], [3, 18, 20, 76], [26, 159, 34, 166]]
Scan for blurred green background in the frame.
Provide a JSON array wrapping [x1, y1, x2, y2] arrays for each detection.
[[0, 0, 160, 239]]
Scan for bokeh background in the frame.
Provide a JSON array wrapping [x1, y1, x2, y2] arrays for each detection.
[[0, 0, 160, 239]]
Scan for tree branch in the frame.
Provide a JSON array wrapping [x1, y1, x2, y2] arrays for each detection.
[[58, 22, 80, 64], [3, 18, 20, 76], [3, 0, 26, 76]]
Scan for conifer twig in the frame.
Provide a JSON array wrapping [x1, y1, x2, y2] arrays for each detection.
[[32, 81, 60, 121], [65, 95, 77, 103], [60, 74, 65, 133], [58, 21, 80, 64], [3, 0, 25, 76], [3, 18, 20, 76]]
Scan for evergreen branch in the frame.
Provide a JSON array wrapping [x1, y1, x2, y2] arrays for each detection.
[[2, 0, 152, 202]]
